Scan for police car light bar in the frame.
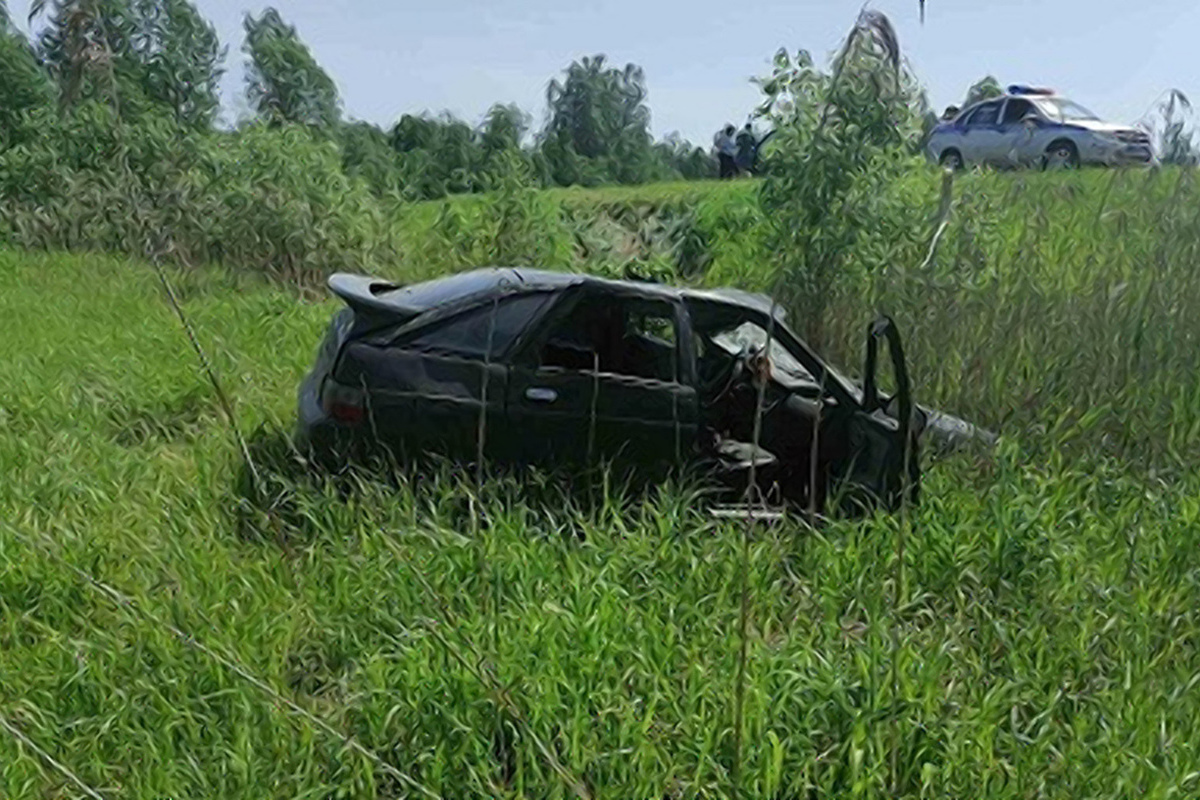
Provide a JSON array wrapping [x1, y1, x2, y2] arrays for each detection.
[[1007, 85, 1055, 96]]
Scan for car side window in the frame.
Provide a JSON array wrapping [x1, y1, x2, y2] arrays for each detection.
[[622, 305, 680, 382], [1001, 98, 1034, 125], [403, 292, 550, 359], [966, 101, 1000, 127], [539, 295, 681, 383]]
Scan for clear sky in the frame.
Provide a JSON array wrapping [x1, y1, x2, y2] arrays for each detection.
[[7, 0, 1198, 142]]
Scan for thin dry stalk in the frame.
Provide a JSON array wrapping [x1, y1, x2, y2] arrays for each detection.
[[148, 259, 260, 494], [673, 340, 681, 462], [732, 293, 780, 798], [808, 372, 827, 521], [919, 168, 956, 271], [477, 296, 501, 484], [732, 16, 891, 788], [730, 507, 754, 799], [588, 351, 599, 466], [475, 295, 505, 786]]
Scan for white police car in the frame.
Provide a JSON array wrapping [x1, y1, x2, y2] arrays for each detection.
[[927, 86, 1155, 170]]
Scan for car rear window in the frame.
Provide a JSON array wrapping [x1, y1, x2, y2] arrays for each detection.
[[403, 292, 551, 358]]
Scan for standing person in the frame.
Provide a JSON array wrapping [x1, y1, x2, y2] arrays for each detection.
[[735, 123, 756, 174], [713, 124, 737, 179]]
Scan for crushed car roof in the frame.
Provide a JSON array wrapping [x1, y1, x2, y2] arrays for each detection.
[[329, 268, 787, 322]]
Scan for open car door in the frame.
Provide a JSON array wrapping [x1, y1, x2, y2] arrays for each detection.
[[824, 316, 921, 513]]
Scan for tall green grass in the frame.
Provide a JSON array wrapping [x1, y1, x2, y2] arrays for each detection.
[[828, 167, 1200, 472], [3, 163, 1200, 800]]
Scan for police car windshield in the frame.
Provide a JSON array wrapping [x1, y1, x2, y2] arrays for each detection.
[[1034, 98, 1099, 122]]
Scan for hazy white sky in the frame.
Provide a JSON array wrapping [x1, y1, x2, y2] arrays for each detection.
[[7, 0, 1198, 142]]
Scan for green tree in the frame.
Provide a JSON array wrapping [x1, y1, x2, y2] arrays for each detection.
[[243, 8, 339, 128], [962, 75, 1003, 108], [31, 0, 126, 111], [32, 0, 222, 126], [539, 54, 657, 186], [1154, 89, 1198, 166], [478, 102, 534, 188], [0, 17, 55, 144], [653, 132, 716, 180], [339, 119, 402, 195], [479, 102, 529, 153], [128, 0, 224, 127], [389, 111, 484, 199], [389, 112, 439, 153], [757, 10, 923, 349], [431, 113, 481, 193]]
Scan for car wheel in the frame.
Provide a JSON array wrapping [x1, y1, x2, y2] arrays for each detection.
[[939, 149, 963, 171], [1043, 140, 1080, 170]]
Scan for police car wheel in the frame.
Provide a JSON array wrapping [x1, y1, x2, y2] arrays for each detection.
[[1044, 141, 1079, 170], [939, 149, 963, 171]]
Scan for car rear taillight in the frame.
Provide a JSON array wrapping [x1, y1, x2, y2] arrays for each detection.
[[321, 380, 366, 424]]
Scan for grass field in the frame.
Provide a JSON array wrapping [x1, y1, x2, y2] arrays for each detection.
[[3, 168, 1200, 798]]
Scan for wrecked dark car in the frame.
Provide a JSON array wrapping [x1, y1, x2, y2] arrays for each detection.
[[296, 268, 990, 514]]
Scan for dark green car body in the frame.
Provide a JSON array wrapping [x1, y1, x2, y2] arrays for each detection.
[[296, 268, 966, 513]]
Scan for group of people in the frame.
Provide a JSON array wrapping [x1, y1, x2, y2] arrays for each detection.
[[713, 123, 761, 179]]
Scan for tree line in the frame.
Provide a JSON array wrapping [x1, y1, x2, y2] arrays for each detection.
[[0, 0, 718, 200]]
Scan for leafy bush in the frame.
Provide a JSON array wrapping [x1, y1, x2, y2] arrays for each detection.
[[400, 149, 574, 275], [480, 148, 572, 268], [0, 104, 383, 280], [757, 11, 926, 349], [201, 122, 382, 279]]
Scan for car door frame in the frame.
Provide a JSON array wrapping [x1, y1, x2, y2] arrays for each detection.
[[995, 96, 1047, 167], [687, 298, 918, 512], [761, 314, 917, 512], [960, 99, 1006, 166], [504, 283, 700, 471]]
